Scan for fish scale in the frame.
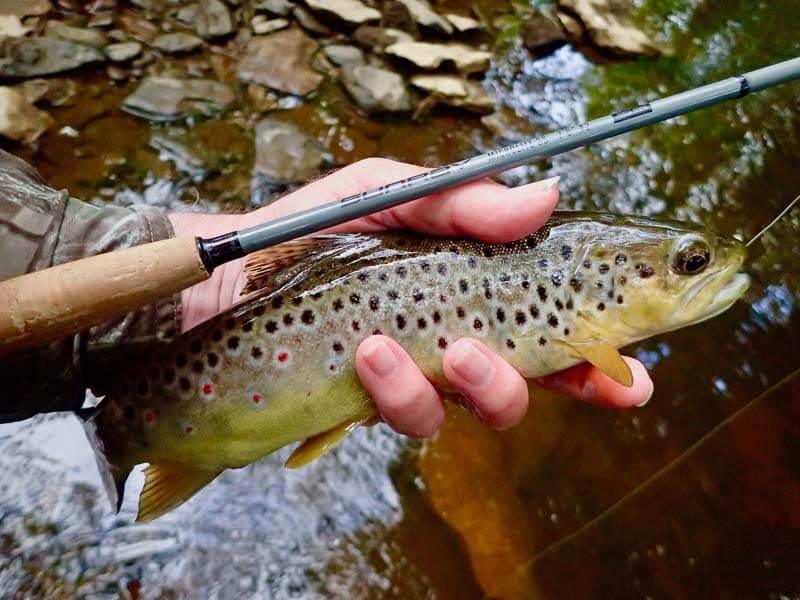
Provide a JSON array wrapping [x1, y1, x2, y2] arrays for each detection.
[[85, 211, 749, 521]]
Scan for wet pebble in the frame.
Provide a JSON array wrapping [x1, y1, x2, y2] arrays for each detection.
[[151, 32, 204, 54], [251, 16, 290, 35], [105, 41, 142, 63]]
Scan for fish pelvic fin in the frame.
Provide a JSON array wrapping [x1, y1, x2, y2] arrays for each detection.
[[284, 412, 375, 469], [551, 339, 634, 387], [78, 411, 133, 513], [137, 463, 221, 523]]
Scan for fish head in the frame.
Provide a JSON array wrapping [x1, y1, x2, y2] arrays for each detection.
[[559, 214, 750, 343]]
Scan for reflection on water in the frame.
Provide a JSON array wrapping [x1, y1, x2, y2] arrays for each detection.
[[2, 0, 800, 597]]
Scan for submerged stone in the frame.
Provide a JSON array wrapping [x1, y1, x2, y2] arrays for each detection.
[[0, 86, 52, 143], [410, 74, 493, 113], [0, 37, 105, 78], [443, 14, 481, 33], [251, 16, 289, 35], [395, 0, 452, 35], [253, 118, 324, 184], [105, 41, 142, 63], [384, 41, 491, 73], [123, 76, 235, 121], [196, 0, 234, 39], [45, 20, 108, 48], [255, 0, 292, 16], [237, 28, 323, 96], [322, 44, 364, 68], [0, 15, 31, 38], [352, 25, 413, 51], [520, 13, 568, 55], [558, 0, 661, 56], [304, 0, 381, 26], [151, 32, 204, 54], [340, 64, 412, 113], [0, 0, 51, 17]]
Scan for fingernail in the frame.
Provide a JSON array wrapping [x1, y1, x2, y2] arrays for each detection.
[[363, 339, 399, 378], [531, 176, 560, 192], [581, 380, 595, 401], [452, 342, 494, 386], [636, 382, 655, 407]]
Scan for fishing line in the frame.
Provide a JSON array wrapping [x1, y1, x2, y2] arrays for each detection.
[[746, 192, 800, 247], [485, 366, 800, 599]]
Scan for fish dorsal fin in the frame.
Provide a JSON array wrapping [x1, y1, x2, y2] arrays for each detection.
[[137, 463, 220, 522], [552, 339, 634, 387], [284, 413, 375, 469], [242, 235, 365, 295]]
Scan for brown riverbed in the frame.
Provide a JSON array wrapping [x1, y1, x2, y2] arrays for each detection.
[[1, 0, 800, 598]]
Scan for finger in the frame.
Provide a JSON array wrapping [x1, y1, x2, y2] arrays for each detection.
[[534, 357, 654, 408], [442, 338, 529, 430], [245, 158, 561, 244], [355, 335, 445, 438]]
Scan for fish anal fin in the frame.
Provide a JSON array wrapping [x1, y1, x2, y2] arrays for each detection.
[[242, 235, 359, 295], [552, 339, 634, 387], [137, 464, 220, 523], [285, 414, 373, 469]]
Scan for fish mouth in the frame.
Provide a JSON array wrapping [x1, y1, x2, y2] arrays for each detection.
[[678, 268, 750, 328]]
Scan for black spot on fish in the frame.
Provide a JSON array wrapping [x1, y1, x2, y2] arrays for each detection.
[[566, 298, 574, 310], [569, 276, 583, 293], [438, 337, 448, 349], [555, 299, 564, 311], [192, 361, 203, 374], [417, 317, 427, 329], [349, 293, 360, 305], [515, 310, 526, 325], [597, 302, 606, 311], [413, 289, 424, 302], [211, 330, 223, 342], [253, 305, 265, 317], [449, 245, 460, 255], [433, 310, 441, 324], [292, 297, 303, 306], [561, 245, 573, 260], [421, 261, 431, 272], [164, 368, 176, 384], [483, 277, 493, 300], [332, 299, 344, 312], [457, 306, 466, 319], [333, 341, 344, 354], [388, 290, 399, 301], [396, 315, 407, 330], [372, 329, 382, 335], [225, 318, 236, 330], [459, 279, 468, 293], [265, 320, 278, 333], [539, 337, 547, 346], [301, 310, 315, 325], [636, 263, 654, 278], [378, 273, 388, 282], [251, 346, 263, 359], [190, 339, 202, 354], [529, 305, 539, 319], [396, 265, 408, 277], [521, 275, 531, 290], [564, 328, 570, 336], [537, 285, 547, 302], [619, 276, 627, 286], [434, 245, 443, 253], [547, 314, 558, 328], [538, 258, 548, 270], [352, 320, 361, 332], [473, 318, 483, 331], [437, 263, 447, 275], [608, 290, 615, 300], [283, 314, 294, 326], [483, 247, 494, 258], [271, 296, 284, 309], [242, 321, 253, 333], [439, 293, 448, 303], [551, 270, 564, 287], [615, 254, 627, 265], [499, 273, 511, 284], [179, 377, 191, 391], [207, 353, 218, 368], [311, 291, 323, 300], [227, 336, 240, 350], [467, 257, 478, 269], [526, 236, 538, 248], [583, 259, 591, 269], [598, 264, 610, 274], [357, 272, 370, 282], [617, 295, 624, 304], [496, 308, 506, 323], [176, 353, 188, 368], [506, 339, 516, 350], [369, 296, 380, 311]]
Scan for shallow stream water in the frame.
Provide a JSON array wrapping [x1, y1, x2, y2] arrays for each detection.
[[2, 0, 800, 597]]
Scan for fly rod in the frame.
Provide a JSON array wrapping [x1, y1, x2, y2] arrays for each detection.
[[1, 56, 799, 356]]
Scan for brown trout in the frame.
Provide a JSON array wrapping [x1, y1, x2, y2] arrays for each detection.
[[85, 212, 749, 522]]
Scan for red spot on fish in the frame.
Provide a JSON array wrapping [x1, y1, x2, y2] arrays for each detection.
[[278, 352, 289, 362], [203, 384, 213, 395], [329, 364, 337, 372], [144, 410, 155, 424], [252, 393, 262, 404], [185, 425, 194, 433]]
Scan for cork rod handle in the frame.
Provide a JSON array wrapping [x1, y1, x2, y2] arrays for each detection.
[[0, 235, 209, 357]]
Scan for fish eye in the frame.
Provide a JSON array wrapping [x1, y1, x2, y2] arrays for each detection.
[[673, 235, 711, 275]]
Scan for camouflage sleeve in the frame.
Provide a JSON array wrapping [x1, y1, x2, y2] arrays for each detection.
[[0, 150, 181, 423]]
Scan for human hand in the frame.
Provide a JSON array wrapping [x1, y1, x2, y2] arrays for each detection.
[[169, 158, 654, 437]]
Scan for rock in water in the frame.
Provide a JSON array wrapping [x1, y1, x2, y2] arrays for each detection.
[[410, 74, 493, 113], [237, 28, 323, 96], [395, 0, 452, 34], [304, 0, 381, 26], [256, 0, 292, 16], [0, 37, 105, 78], [322, 44, 365, 68], [151, 32, 204, 54], [196, 0, 234, 39], [0, 0, 51, 17], [558, 0, 661, 56], [105, 41, 142, 63], [253, 118, 324, 183], [443, 14, 482, 33], [340, 64, 412, 113], [384, 41, 492, 73], [123, 77, 235, 121], [0, 87, 52, 143], [520, 13, 568, 55], [0, 15, 32, 38], [251, 16, 290, 35], [44, 21, 108, 49]]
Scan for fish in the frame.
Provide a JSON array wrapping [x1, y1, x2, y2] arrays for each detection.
[[83, 211, 750, 522]]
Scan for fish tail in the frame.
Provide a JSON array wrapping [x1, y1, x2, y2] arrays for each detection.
[[79, 407, 134, 513]]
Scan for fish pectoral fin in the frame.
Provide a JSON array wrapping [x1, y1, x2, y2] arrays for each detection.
[[284, 414, 374, 469], [552, 339, 634, 387], [137, 463, 221, 523]]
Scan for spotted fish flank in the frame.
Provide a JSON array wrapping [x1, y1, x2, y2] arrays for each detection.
[[84, 212, 750, 522]]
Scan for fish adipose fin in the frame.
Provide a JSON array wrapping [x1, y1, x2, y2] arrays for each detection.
[[284, 414, 374, 469], [242, 234, 369, 295], [552, 339, 634, 387], [137, 464, 220, 523]]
